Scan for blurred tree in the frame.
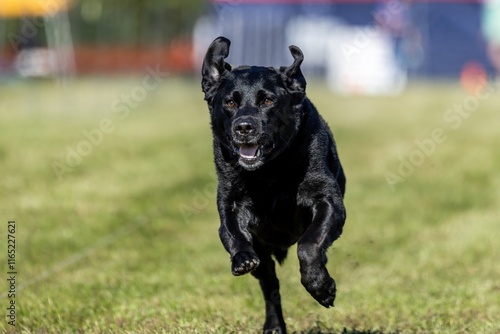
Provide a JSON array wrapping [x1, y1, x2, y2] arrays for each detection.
[[71, 0, 204, 46]]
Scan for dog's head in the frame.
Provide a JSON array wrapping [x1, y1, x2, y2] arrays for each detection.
[[202, 36, 307, 171]]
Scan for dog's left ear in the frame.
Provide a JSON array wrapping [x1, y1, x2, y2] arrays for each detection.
[[280, 45, 306, 99], [201, 36, 232, 102]]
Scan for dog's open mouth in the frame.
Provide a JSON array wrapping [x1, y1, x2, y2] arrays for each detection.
[[239, 144, 261, 159], [236, 143, 264, 171]]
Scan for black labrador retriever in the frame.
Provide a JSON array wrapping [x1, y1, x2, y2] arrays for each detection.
[[201, 36, 346, 334]]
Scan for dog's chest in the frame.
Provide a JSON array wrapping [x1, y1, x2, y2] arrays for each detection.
[[246, 186, 311, 246]]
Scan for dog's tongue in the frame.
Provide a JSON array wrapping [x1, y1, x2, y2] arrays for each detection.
[[239, 144, 259, 158]]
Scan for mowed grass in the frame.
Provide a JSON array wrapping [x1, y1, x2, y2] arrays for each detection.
[[1, 77, 499, 333]]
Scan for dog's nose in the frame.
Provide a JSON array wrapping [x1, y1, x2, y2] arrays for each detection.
[[233, 119, 256, 137]]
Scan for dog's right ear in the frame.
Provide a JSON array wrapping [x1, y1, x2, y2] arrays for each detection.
[[280, 45, 306, 100], [201, 37, 232, 102]]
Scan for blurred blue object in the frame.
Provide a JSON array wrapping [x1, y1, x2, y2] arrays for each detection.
[[194, 0, 495, 90]]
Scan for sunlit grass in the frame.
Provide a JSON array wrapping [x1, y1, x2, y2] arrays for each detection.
[[1, 78, 499, 333]]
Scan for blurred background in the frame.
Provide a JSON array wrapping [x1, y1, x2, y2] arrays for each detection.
[[0, 0, 499, 91], [1, 1, 500, 333]]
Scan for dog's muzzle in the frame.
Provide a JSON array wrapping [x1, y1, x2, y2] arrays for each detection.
[[231, 117, 265, 170]]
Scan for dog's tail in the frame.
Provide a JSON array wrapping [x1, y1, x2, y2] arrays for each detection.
[[273, 248, 288, 265]]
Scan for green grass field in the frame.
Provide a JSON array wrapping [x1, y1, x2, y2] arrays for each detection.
[[1, 78, 499, 333]]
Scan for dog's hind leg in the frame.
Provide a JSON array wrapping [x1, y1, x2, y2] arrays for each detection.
[[297, 194, 346, 308], [251, 243, 287, 334]]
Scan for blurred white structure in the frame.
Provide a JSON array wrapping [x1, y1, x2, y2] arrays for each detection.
[[326, 24, 407, 95], [286, 17, 406, 95], [194, 12, 406, 95]]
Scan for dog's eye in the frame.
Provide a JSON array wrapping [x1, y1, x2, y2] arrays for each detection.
[[225, 100, 236, 108], [262, 98, 274, 107]]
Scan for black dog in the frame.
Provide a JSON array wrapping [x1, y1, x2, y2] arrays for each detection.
[[201, 37, 346, 334]]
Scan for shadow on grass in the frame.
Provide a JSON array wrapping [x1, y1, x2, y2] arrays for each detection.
[[295, 328, 400, 334]]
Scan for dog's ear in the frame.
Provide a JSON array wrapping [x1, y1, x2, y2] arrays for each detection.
[[201, 37, 232, 102], [280, 45, 306, 99]]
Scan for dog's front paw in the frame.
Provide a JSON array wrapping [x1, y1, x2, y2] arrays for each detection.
[[301, 269, 337, 308], [232, 252, 260, 276]]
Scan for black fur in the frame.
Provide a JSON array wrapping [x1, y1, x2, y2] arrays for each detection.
[[201, 36, 346, 334]]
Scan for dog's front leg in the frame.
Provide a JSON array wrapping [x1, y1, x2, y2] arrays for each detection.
[[297, 196, 346, 308], [218, 199, 260, 276]]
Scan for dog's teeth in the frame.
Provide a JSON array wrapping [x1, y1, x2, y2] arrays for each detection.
[[239, 144, 259, 158]]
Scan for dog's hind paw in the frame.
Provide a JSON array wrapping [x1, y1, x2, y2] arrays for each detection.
[[263, 327, 286, 334], [302, 271, 337, 308], [232, 252, 260, 276], [318, 278, 337, 308]]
